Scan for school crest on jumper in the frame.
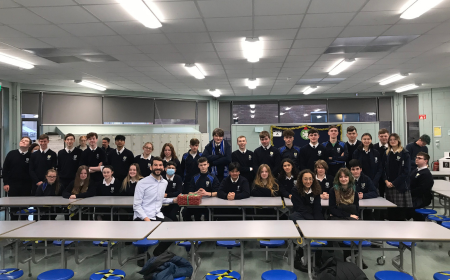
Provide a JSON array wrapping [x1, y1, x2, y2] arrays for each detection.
[[402, 160, 404, 166], [294, 180, 297, 185], [270, 151, 273, 157], [361, 183, 365, 189], [25, 158, 29, 163], [110, 187, 114, 193], [337, 147, 341, 153], [148, 163, 151, 167], [325, 182, 329, 187], [249, 155, 252, 160], [310, 197, 314, 203], [73, 155, 77, 160], [123, 156, 127, 162], [173, 183, 176, 188], [415, 173, 420, 178], [206, 181, 210, 187], [294, 152, 298, 158], [318, 150, 322, 156], [96, 154, 99, 159], [237, 185, 240, 191], [397, 156, 401, 161], [47, 155, 51, 160]]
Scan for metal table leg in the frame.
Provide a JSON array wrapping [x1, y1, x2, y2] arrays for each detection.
[[14, 240, 19, 269], [306, 239, 313, 280], [60, 239, 65, 268], [358, 241, 363, 269], [289, 240, 294, 272], [107, 242, 112, 269], [190, 241, 197, 280], [411, 241, 416, 279], [276, 208, 279, 220], [242, 208, 245, 221], [240, 240, 244, 280], [1, 243, 5, 269]]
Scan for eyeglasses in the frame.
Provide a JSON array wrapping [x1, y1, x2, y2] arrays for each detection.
[[46, 176, 56, 179], [144, 147, 153, 150]]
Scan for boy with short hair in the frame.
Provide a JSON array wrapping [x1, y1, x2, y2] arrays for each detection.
[[106, 135, 135, 183], [58, 133, 82, 187], [279, 129, 301, 168], [232, 136, 255, 185], [349, 159, 378, 220], [202, 128, 232, 182], [322, 125, 347, 176], [409, 152, 434, 220], [180, 138, 203, 194], [405, 134, 430, 170], [102, 137, 113, 155], [374, 128, 389, 198], [218, 162, 250, 200], [80, 132, 107, 183], [299, 128, 328, 171], [182, 157, 220, 221], [29, 134, 58, 195], [345, 126, 361, 167], [253, 131, 281, 176]]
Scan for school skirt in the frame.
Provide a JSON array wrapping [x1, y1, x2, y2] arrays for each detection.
[[386, 187, 413, 207]]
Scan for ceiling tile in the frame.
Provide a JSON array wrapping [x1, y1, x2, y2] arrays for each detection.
[[254, 15, 303, 30], [82, 35, 130, 46], [29, 6, 99, 24], [254, 29, 298, 40], [0, 8, 49, 24], [302, 13, 354, 28], [309, 0, 367, 13], [105, 21, 161, 35], [39, 37, 92, 47], [349, 11, 399, 26], [0, 26, 29, 38], [297, 27, 344, 39], [153, 1, 201, 19], [162, 19, 206, 33], [83, 4, 135, 22], [361, 0, 407, 12], [59, 23, 115, 36], [0, 1, 20, 8], [165, 32, 211, 43], [122, 34, 170, 45], [254, 0, 309, 15], [383, 23, 439, 36], [210, 31, 252, 43], [205, 17, 252, 32], [0, 37, 51, 48], [14, 0, 76, 6], [10, 24, 73, 38], [292, 38, 335, 48], [340, 25, 391, 37], [197, 0, 252, 18]]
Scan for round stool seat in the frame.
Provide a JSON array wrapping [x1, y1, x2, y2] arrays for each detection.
[[37, 269, 74, 280], [441, 222, 450, 229], [216, 241, 240, 249], [428, 215, 450, 223], [374, 270, 413, 280], [90, 269, 126, 280], [260, 240, 285, 248], [261, 270, 297, 280], [343, 241, 371, 247], [16, 209, 36, 214], [415, 209, 437, 215], [206, 270, 240, 280], [53, 240, 74, 246], [132, 239, 159, 247], [434, 271, 450, 280], [0, 268, 24, 280], [386, 241, 416, 248], [23, 240, 43, 245], [93, 241, 117, 247], [174, 278, 186, 280], [176, 241, 202, 252], [311, 240, 328, 247]]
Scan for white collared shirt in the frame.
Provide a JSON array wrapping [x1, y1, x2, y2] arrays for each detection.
[[316, 175, 327, 182], [262, 144, 271, 150], [305, 188, 312, 194], [65, 147, 75, 153], [133, 175, 173, 220], [363, 147, 370, 154], [190, 152, 197, 158], [231, 176, 239, 183], [18, 149, 28, 155], [116, 147, 125, 155], [286, 175, 294, 180], [164, 157, 172, 162], [40, 148, 49, 153], [348, 140, 357, 146], [103, 177, 115, 186], [166, 175, 174, 182], [140, 154, 152, 160], [417, 166, 428, 171], [354, 176, 360, 182], [309, 143, 319, 149], [239, 149, 247, 154], [378, 143, 388, 148], [89, 146, 97, 151]]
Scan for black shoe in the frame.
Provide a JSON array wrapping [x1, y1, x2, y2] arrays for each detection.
[[362, 260, 368, 269]]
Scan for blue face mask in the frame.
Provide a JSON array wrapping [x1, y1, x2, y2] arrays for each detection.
[[166, 169, 175, 176]]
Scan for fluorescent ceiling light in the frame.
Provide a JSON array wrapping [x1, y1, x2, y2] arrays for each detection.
[[233, 114, 237, 117], [303, 114, 308, 117], [379, 73, 409, 85], [316, 115, 322, 119], [285, 107, 291, 111], [117, 0, 162, 29], [249, 104, 256, 109], [366, 112, 376, 115], [250, 109, 256, 113], [395, 83, 421, 93], [303, 86, 318, 95], [184, 63, 205, 79], [246, 78, 259, 89], [0, 53, 34, 69], [208, 89, 221, 98], [328, 58, 356, 76], [74, 80, 106, 91], [250, 115, 255, 118], [314, 109, 321, 112], [275, 116, 278, 118], [400, 0, 443, 19], [280, 112, 285, 115], [243, 37, 262, 63]]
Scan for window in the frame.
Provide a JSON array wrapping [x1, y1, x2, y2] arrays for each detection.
[[405, 96, 419, 143], [154, 119, 195, 125], [379, 97, 392, 133], [233, 102, 278, 124], [21, 114, 38, 119], [329, 113, 361, 122], [328, 98, 377, 122], [279, 102, 327, 123], [219, 102, 231, 146], [154, 99, 196, 126], [22, 121, 38, 141]]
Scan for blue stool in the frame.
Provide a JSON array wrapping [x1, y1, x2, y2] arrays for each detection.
[[37, 269, 74, 280], [311, 240, 328, 247], [374, 270, 413, 280], [90, 269, 125, 280], [176, 241, 202, 252], [174, 278, 186, 280], [0, 268, 23, 280], [16, 209, 37, 215], [53, 240, 74, 247], [434, 271, 450, 280], [93, 241, 118, 247], [261, 270, 297, 280], [343, 241, 371, 247], [132, 239, 159, 247], [428, 215, 450, 224], [442, 222, 450, 229], [216, 241, 241, 270], [259, 240, 286, 269], [415, 209, 437, 215], [206, 270, 240, 280], [386, 241, 416, 248]]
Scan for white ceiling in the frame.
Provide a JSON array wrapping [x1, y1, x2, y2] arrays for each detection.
[[0, 0, 449, 97]]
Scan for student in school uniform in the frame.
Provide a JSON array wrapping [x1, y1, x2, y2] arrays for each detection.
[[279, 130, 301, 169], [77, 135, 88, 151], [251, 164, 280, 197], [299, 128, 328, 172], [203, 128, 232, 182], [79, 132, 107, 184], [384, 133, 412, 221], [352, 133, 382, 186], [133, 157, 179, 265], [63, 166, 96, 220], [405, 134, 430, 171], [180, 138, 202, 194], [161, 161, 183, 222], [182, 157, 220, 221], [3, 137, 32, 220], [101, 137, 113, 155], [289, 169, 323, 221], [344, 126, 361, 167], [218, 162, 250, 201], [29, 143, 40, 154], [160, 143, 182, 177], [134, 142, 154, 178], [96, 166, 121, 221], [349, 159, 378, 220], [408, 152, 434, 221], [58, 133, 82, 188], [278, 158, 299, 199], [373, 128, 389, 198], [35, 169, 62, 220], [118, 163, 144, 221], [322, 126, 347, 177], [29, 134, 57, 196], [232, 136, 255, 186], [106, 135, 135, 184], [314, 160, 334, 200], [253, 131, 281, 176]]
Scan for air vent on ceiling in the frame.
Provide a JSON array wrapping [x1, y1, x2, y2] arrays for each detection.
[[324, 35, 420, 54], [23, 48, 118, 63]]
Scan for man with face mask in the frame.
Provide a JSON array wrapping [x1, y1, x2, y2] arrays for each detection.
[[161, 161, 183, 221], [133, 157, 178, 266]]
